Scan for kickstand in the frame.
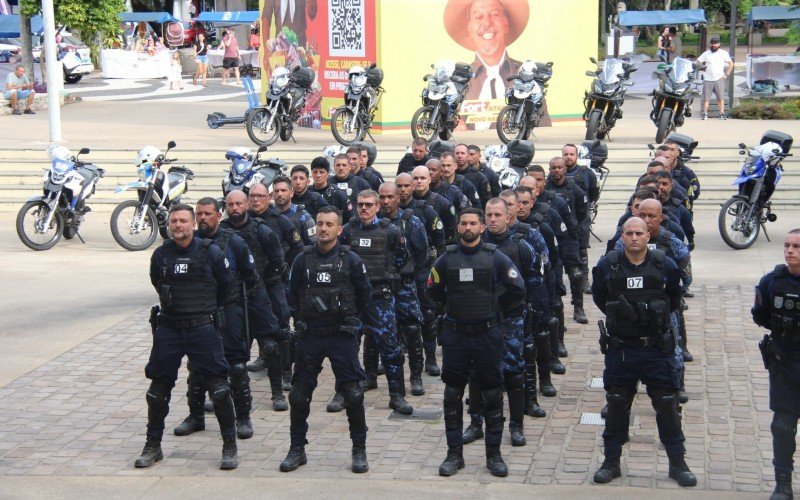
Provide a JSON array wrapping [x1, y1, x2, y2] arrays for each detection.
[[762, 223, 771, 242], [290, 134, 297, 143], [529, 130, 542, 143], [76, 231, 86, 244], [366, 129, 377, 143], [605, 131, 614, 142], [590, 228, 603, 243]]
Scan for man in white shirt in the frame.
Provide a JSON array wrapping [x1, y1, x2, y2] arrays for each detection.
[[696, 37, 733, 120], [4, 65, 35, 115]]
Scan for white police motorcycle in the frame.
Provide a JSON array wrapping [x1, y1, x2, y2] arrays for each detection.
[[110, 141, 194, 251], [496, 60, 552, 144], [246, 66, 315, 146], [16, 145, 104, 250], [330, 64, 384, 146], [221, 145, 287, 197], [411, 60, 472, 141]]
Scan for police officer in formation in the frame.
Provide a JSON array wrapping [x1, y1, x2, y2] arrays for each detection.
[[271, 175, 317, 246], [440, 151, 480, 209], [563, 143, 600, 293], [753, 229, 800, 500], [331, 189, 413, 414], [454, 143, 491, 208], [221, 190, 289, 411], [427, 207, 526, 478], [591, 217, 696, 487], [289, 164, 329, 220], [310, 156, 354, 222], [397, 137, 431, 176], [462, 198, 547, 448], [171, 198, 277, 441], [137, 204, 239, 470], [281, 206, 372, 474], [351, 143, 384, 190], [428, 157, 470, 216], [334, 152, 371, 205], [466, 144, 501, 198], [412, 165, 458, 245]]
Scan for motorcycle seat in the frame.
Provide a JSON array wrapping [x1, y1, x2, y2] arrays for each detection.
[[451, 75, 468, 85]]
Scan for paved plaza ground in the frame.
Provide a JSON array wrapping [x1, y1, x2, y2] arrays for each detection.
[[1, 71, 798, 496]]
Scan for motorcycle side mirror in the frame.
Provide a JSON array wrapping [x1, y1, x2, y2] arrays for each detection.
[[78, 147, 90, 155], [368, 63, 377, 69], [430, 64, 435, 69], [739, 150, 746, 155], [628, 67, 638, 73], [546, 62, 553, 67], [257, 145, 268, 153], [585, 71, 596, 77], [167, 140, 176, 149], [423, 74, 430, 81], [738, 143, 746, 149], [589, 57, 597, 64]]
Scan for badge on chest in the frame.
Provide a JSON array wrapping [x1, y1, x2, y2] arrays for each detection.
[[647, 243, 657, 251], [316, 272, 331, 283], [358, 238, 371, 247], [626, 277, 643, 289], [174, 257, 191, 274], [459, 268, 474, 282]]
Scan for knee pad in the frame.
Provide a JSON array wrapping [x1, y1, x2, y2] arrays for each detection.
[[146, 380, 172, 409], [772, 412, 798, 439], [422, 308, 437, 325], [261, 338, 278, 356], [523, 342, 536, 364], [206, 377, 232, 405], [443, 383, 464, 407], [482, 387, 505, 430], [504, 372, 524, 390], [228, 362, 247, 379], [648, 388, 678, 414], [566, 266, 582, 282], [606, 387, 633, 412], [288, 381, 314, 410], [385, 351, 405, 368], [340, 382, 364, 409], [404, 322, 421, 338]]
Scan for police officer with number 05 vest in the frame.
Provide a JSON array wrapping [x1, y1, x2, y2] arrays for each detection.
[[281, 206, 373, 474], [137, 204, 239, 470], [753, 229, 800, 500], [427, 207, 526, 478], [590, 217, 696, 486]]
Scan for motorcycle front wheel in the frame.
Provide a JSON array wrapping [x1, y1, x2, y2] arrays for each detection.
[[331, 107, 364, 146], [655, 109, 673, 143], [411, 106, 439, 141], [246, 108, 280, 146], [16, 201, 64, 251], [496, 106, 526, 144], [718, 197, 760, 250], [110, 200, 159, 251], [585, 109, 603, 141]]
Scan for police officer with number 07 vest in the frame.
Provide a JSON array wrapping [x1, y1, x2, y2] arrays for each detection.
[[137, 204, 239, 470], [427, 207, 526, 478], [590, 217, 696, 487], [281, 206, 373, 474], [752, 229, 800, 500]]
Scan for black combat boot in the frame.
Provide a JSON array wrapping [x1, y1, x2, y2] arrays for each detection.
[[219, 435, 238, 470], [771, 470, 793, 500], [389, 393, 413, 414], [269, 356, 288, 411], [538, 359, 557, 397], [555, 307, 569, 357], [174, 414, 205, 436], [594, 459, 622, 483], [438, 446, 465, 477], [668, 456, 697, 487], [424, 343, 440, 376], [405, 323, 425, 396], [134, 437, 163, 468], [246, 339, 268, 372], [462, 421, 484, 444], [388, 363, 413, 415], [509, 422, 526, 447], [279, 338, 293, 390], [351, 444, 369, 473], [279, 445, 307, 472], [272, 388, 288, 411], [326, 392, 344, 412], [569, 270, 588, 324], [486, 446, 508, 477], [174, 369, 206, 436]]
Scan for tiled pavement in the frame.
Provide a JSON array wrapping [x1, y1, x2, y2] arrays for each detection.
[[0, 285, 776, 494]]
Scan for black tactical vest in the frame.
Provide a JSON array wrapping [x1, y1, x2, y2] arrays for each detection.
[[231, 218, 279, 283], [646, 229, 675, 254], [444, 243, 497, 322], [212, 228, 241, 305], [159, 239, 217, 316], [256, 208, 288, 254], [393, 210, 416, 276], [349, 218, 395, 284], [605, 249, 670, 337], [769, 265, 800, 340], [298, 245, 357, 324]]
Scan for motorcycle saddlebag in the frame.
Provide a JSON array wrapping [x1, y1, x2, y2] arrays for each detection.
[[291, 67, 315, 89], [760, 130, 793, 154], [507, 139, 535, 169], [454, 63, 473, 81], [428, 140, 456, 159], [366, 67, 384, 87], [353, 141, 378, 167], [665, 132, 699, 156]]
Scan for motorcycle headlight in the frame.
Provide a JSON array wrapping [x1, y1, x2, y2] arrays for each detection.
[[137, 163, 153, 182], [50, 158, 72, 184], [353, 75, 367, 88], [744, 161, 759, 175], [436, 84, 448, 94], [273, 75, 289, 90], [603, 86, 616, 96], [594, 81, 603, 94]]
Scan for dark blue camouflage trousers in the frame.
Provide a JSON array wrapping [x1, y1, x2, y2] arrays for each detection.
[[501, 312, 526, 375], [394, 280, 423, 324], [361, 291, 405, 392]]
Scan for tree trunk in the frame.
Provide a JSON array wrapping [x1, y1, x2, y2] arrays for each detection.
[[664, 0, 672, 10], [19, 12, 35, 81]]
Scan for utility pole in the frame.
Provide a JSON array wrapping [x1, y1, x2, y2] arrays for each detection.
[[42, 0, 62, 141], [729, 0, 737, 111]]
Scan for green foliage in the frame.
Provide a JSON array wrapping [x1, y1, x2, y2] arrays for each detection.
[[731, 98, 800, 119], [20, 0, 127, 65]]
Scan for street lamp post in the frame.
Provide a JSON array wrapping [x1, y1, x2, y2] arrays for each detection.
[[41, 0, 62, 142]]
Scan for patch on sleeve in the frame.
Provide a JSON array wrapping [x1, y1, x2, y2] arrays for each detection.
[[508, 268, 519, 279], [224, 258, 230, 269], [427, 267, 440, 286]]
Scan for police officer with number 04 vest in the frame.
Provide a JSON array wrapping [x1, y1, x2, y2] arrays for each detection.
[[753, 229, 800, 500], [591, 217, 696, 487], [335, 189, 413, 415], [427, 207, 526, 478], [281, 206, 373, 474], [221, 191, 289, 412], [171, 198, 278, 441], [136, 204, 239, 470]]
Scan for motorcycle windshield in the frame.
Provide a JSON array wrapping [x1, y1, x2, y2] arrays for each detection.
[[433, 60, 455, 83], [231, 158, 254, 183], [599, 59, 624, 85], [50, 158, 73, 183], [671, 58, 693, 84], [733, 157, 765, 185]]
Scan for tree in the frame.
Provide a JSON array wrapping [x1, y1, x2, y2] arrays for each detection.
[[21, 0, 127, 67]]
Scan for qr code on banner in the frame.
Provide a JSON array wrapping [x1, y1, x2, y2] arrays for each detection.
[[329, 0, 365, 57]]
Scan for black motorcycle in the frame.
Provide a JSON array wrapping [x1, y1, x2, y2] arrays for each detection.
[[246, 66, 315, 146], [718, 130, 793, 250], [583, 57, 636, 140], [221, 145, 287, 197], [411, 60, 472, 141], [650, 58, 703, 143], [496, 60, 552, 144], [331, 64, 384, 146]]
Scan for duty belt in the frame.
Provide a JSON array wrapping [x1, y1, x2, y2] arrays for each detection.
[[442, 319, 498, 334], [306, 324, 342, 336], [610, 335, 662, 348], [157, 314, 213, 329]]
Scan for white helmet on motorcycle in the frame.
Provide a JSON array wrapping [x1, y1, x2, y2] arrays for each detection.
[[498, 167, 520, 189], [518, 60, 537, 83], [348, 66, 366, 77], [135, 145, 162, 166], [225, 146, 254, 176], [46, 145, 72, 162]]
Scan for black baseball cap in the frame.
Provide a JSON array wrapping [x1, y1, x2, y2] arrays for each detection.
[[709, 36, 720, 43]]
